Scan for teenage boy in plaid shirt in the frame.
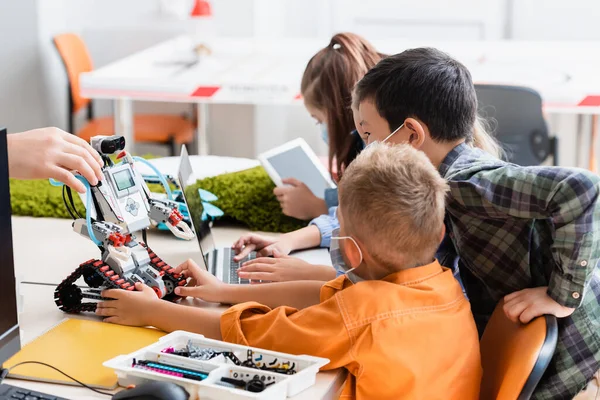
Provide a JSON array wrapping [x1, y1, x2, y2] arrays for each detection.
[[353, 47, 600, 400]]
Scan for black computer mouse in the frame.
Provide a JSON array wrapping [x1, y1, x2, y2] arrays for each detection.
[[112, 381, 190, 400]]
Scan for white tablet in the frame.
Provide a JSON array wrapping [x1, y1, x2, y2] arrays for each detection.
[[258, 138, 336, 199]]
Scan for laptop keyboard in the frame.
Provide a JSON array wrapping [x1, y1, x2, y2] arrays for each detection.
[[0, 384, 67, 400], [229, 251, 256, 284]]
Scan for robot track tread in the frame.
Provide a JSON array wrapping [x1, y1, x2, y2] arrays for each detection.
[[54, 244, 186, 313]]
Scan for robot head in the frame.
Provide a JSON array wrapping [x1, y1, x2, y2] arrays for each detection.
[[91, 136, 126, 155]]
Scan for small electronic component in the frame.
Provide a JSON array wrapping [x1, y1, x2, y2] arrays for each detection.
[[161, 343, 298, 375], [132, 359, 208, 381], [219, 375, 276, 393]]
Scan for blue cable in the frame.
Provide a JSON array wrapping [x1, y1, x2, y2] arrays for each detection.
[[132, 157, 173, 200], [50, 177, 102, 246]]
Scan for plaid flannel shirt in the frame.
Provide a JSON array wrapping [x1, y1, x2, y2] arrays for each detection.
[[439, 143, 600, 400]]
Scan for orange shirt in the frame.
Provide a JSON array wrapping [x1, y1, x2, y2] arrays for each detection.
[[221, 261, 481, 400]]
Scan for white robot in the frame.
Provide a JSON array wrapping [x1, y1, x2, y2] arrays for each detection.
[[54, 136, 194, 313]]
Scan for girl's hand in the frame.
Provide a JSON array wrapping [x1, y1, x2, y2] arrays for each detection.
[[273, 178, 328, 220], [232, 233, 293, 261]]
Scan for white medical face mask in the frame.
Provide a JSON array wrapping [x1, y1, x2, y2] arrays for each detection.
[[365, 123, 404, 150], [330, 228, 364, 283]]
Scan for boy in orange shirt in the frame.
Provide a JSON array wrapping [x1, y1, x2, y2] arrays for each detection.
[[96, 144, 482, 399]]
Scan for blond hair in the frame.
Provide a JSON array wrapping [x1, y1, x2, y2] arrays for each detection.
[[339, 143, 449, 269], [472, 115, 504, 159]]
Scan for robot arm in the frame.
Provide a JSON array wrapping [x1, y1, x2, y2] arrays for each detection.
[[148, 198, 194, 240], [73, 219, 133, 262], [115, 147, 194, 241]]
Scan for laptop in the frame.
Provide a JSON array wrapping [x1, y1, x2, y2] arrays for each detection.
[[177, 146, 256, 284], [0, 127, 67, 399]]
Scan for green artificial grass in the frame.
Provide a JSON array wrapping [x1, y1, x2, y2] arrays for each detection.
[[185, 166, 305, 233], [9, 166, 305, 233]]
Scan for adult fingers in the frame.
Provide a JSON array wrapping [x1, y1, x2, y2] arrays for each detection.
[[63, 134, 104, 178], [50, 167, 86, 193], [57, 152, 99, 186], [63, 141, 102, 183]]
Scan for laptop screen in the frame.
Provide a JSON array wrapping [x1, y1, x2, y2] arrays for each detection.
[[0, 127, 20, 365], [177, 146, 216, 267]]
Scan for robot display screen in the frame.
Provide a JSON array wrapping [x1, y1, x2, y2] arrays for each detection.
[[113, 169, 136, 191]]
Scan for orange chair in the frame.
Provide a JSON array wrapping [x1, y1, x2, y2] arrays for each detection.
[[479, 299, 558, 400], [53, 33, 194, 155]]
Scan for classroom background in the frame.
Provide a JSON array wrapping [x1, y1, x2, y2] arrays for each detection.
[[1, 0, 600, 169]]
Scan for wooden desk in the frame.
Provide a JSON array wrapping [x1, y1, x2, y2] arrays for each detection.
[[7, 216, 344, 399]]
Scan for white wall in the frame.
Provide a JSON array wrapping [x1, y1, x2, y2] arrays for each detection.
[[512, 0, 600, 40], [330, 0, 507, 40], [0, 0, 47, 133]]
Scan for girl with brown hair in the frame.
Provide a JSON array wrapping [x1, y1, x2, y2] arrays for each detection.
[[273, 32, 384, 221]]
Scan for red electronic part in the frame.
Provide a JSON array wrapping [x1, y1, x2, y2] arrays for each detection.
[[151, 287, 163, 298], [168, 209, 184, 226], [108, 232, 126, 247]]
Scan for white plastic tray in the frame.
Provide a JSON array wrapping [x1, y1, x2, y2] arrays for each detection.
[[104, 331, 329, 400]]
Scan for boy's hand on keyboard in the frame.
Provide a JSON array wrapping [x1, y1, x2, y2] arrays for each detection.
[[173, 259, 225, 303], [237, 250, 336, 283], [232, 234, 293, 261], [503, 286, 575, 324]]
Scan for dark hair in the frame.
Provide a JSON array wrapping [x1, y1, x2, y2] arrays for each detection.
[[301, 33, 384, 178], [353, 47, 477, 143]]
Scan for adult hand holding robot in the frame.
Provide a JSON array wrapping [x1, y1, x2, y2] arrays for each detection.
[[7, 127, 104, 193]]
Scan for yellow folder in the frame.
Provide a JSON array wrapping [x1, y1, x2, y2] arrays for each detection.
[[4, 318, 165, 389]]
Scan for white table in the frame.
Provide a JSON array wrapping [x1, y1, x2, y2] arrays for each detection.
[[81, 36, 600, 166], [6, 217, 345, 400]]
